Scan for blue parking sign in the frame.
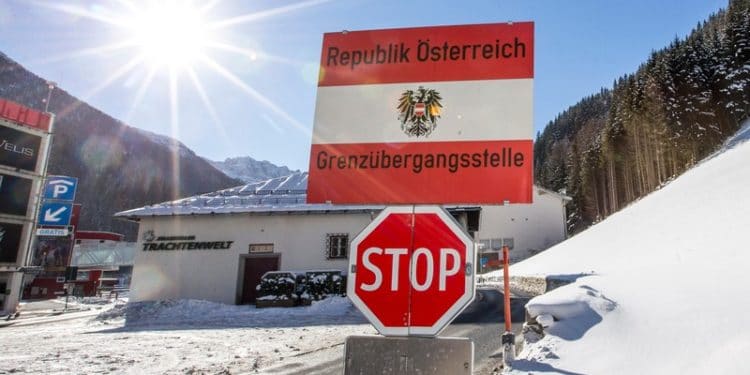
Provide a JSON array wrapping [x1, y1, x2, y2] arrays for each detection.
[[38, 201, 73, 226], [44, 176, 78, 201]]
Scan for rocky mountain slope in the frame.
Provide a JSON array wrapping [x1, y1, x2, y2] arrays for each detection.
[[0, 52, 242, 240], [209, 156, 298, 183]]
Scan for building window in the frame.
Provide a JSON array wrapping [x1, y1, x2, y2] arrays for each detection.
[[490, 238, 503, 250], [503, 238, 515, 250], [326, 233, 349, 259], [480, 238, 514, 251], [478, 239, 491, 252]]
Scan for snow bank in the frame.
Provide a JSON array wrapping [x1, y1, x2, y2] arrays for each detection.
[[96, 297, 366, 328], [525, 284, 616, 322], [524, 283, 616, 342], [723, 118, 750, 149], [506, 120, 750, 374], [97, 297, 362, 324], [2, 297, 375, 374]]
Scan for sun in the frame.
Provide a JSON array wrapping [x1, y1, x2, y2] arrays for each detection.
[[125, 2, 211, 69], [37, 0, 330, 142]]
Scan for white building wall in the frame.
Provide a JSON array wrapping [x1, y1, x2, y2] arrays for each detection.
[[130, 212, 375, 304], [130, 191, 568, 304], [474, 188, 567, 262]]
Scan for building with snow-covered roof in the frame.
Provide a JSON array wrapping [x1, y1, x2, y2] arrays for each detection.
[[116, 172, 570, 305], [71, 231, 136, 286]]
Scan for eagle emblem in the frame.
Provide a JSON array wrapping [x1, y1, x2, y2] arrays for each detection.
[[397, 86, 443, 137], [143, 230, 156, 242]]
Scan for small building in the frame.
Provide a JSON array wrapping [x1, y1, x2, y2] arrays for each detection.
[[23, 230, 135, 299], [116, 172, 569, 305], [71, 230, 136, 288]]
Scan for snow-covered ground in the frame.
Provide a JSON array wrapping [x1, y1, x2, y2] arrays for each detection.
[[492, 120, 750, 374], [5, 129, 747, 375], [0, 297, 374, 374]]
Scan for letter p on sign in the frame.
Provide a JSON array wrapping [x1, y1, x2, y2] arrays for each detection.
[[44, 176, 78, 201], [348, 206, 476, 336]]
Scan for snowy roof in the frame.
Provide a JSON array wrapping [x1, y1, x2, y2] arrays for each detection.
[[115, 172, 385, 219], [115, 171, 561, 219], [536, 186, 573, 202]]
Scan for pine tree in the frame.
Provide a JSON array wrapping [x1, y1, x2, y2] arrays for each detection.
[[534, 2, 750, 233]]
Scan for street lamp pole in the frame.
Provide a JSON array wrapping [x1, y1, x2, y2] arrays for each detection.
[[43, 82, 56, 112]]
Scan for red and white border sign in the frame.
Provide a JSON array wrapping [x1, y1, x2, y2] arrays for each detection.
[[308, 22, 534, 204]]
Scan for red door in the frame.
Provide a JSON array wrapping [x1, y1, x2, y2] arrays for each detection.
[[241, 256, 279, 304]]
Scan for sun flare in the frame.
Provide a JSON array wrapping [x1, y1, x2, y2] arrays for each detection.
[[125, 2, 211, 69], [37, 0, 329, 140]]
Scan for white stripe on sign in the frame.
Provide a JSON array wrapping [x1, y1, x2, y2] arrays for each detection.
[[312, 78, 532, 145]]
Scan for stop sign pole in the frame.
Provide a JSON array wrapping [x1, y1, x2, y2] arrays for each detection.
[[347, 205, 476, 337]]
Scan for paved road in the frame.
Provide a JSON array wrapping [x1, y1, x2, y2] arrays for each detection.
[[450, 288, 528, 374], [266, 289, 530, 374]]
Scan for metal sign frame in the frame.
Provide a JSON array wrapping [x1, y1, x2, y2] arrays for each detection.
[[344, 335, 473, 375]]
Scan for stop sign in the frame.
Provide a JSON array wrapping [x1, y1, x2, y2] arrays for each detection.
[[347, 206, 476, 336]]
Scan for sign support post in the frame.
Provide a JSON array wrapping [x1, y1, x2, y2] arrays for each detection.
[[501, 245, 515, 366]]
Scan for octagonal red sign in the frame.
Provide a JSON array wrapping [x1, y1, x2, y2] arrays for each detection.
[[347, 206, 476, 336]]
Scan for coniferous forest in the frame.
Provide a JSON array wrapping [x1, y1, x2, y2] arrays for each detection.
[[535, 0, 750, 234]]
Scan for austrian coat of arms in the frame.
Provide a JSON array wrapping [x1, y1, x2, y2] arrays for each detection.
[[397, 86, 443, 137]]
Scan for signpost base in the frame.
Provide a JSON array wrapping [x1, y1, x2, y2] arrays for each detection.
[[501, 331, 516, 367], [344, 335, 473, 375], [501, 245, 515, 367]]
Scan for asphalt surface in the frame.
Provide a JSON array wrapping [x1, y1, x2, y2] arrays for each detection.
[[449, 289, 529, 374], [270, 289, 530, 374]]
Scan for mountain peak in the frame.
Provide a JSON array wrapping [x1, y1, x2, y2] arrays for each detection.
[[209, 156, 299, 183]]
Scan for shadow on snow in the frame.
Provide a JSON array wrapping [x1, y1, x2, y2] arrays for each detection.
[[511, 359, 587, 375]]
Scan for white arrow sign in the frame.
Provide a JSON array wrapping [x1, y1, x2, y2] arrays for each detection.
[[44, 206, 68, 222], [38, 202, 73, 226]]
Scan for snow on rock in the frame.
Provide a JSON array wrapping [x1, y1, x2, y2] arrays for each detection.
[[506, 120, 750, 375], [535, 313, 554, 329], [525, 283, 616, 341], [525, 284, 616, 321]]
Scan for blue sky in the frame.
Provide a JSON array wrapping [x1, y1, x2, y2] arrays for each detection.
[[0, 0, 726, 171]]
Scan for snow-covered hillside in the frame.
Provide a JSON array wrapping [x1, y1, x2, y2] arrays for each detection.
[[503, 120, 750, 374]]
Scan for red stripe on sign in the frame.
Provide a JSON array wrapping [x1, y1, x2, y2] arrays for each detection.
[[318, 22, 534, 86], [0, 98, 52, 132], [307, 140, 533, 204]]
